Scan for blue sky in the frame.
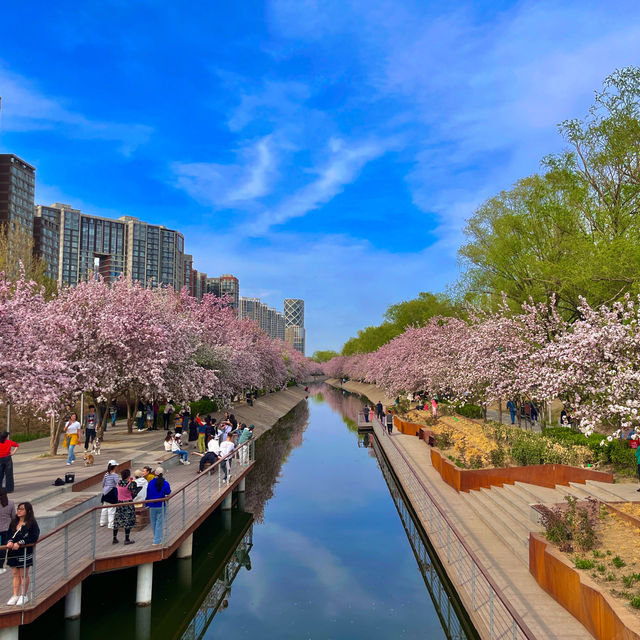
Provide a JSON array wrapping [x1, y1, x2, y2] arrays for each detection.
[[2, 1, 640, 353]]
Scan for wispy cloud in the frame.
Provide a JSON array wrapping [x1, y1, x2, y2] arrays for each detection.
[[246, 138, 387, 235], [172, 135, 278, 208], [0, 64, 152, 155]]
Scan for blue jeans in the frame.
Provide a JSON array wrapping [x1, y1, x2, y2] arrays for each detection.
[[149, 506, 165, 544], [67, 443, 76, 463], [176, 449, 188, 461]]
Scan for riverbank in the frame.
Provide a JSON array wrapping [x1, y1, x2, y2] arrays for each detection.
[[9, 386, 309, 525], [326, 379, 593, 639]]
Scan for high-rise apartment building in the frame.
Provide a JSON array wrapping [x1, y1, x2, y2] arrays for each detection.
[[0, 155, 36, 231], [239, 297, 286, 341], [207, 274, 239, 310], [33, 205, 187, 289], [284, 298, 305, 354]]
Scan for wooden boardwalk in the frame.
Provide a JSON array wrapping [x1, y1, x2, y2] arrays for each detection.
[[0, 445, 254, 629]]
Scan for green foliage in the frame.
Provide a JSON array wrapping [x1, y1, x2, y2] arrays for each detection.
[[341, 291, 460, 354], [630, 595, 640, 609], [511, 434, 546, 465], [189, 398, 218, 415], [311, 350, 340, 363], [540, 495, 599, 552], [457, 67, 640, 317], [574, 557, 595, 570], [489, 447, 506, 468], [456, 403, 483, 419], [612, 556, 626, 569]]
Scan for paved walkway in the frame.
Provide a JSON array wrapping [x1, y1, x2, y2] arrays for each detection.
[[6, 387, 308, 519], [327, 379, 593, 640]]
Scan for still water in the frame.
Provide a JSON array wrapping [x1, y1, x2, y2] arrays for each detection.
[[22, 384, 472, 639]]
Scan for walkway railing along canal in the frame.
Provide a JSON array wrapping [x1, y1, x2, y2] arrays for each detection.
[[0, 440, 255, 624], [371, 417, 535, 640]]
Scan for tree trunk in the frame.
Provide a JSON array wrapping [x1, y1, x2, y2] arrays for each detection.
[[97, 395, 111, 439], [126, 392, 139, 434], [483, 405, 487, 422], [498, 398, 503, 425], [49, 414, 66, 456]]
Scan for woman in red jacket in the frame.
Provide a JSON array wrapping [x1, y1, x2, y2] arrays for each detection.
[[0, 432, 18, 493]]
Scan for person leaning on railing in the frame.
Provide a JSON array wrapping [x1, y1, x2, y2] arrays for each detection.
[[146, 467, 171, 546], [5, 502, 39, 606]]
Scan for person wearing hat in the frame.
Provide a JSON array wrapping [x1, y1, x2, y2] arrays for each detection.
[[100, 461, 119, 528]]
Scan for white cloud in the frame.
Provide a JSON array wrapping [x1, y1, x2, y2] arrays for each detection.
[[246, 138, 388, 235], [0, 65, 152, 155], [171, 135, 278, 207]]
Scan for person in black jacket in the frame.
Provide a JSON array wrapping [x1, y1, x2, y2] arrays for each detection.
[[6, 502, 39, 606]]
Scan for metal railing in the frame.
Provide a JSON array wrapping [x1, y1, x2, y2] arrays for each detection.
[[371, 417, 535, 640], [0, 439, 255, 621]]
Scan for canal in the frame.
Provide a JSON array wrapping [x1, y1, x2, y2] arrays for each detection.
[[21, 384, 474, 639]]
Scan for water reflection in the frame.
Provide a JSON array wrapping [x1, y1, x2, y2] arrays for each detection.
[[179, 525, 253, 640]]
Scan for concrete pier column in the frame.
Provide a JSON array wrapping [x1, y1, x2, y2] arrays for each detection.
[[238, 478, 246, 492], [237, 491, 245, 511], [223, 508, 232, 532], [64, 582, 82, 619], [222, 493, 232, 510], [135, 603, 152, 640], [0, 627, 19, 640], [136, 562, 154, 606], [177, 534, 193, 559]]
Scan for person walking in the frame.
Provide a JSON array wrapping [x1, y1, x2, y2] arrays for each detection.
[[507, 400, 516, 425], [635, 440, 640, 493], [145, 403, 154, 431], [431, 398, 438, 418], [112, 469, 138, 545], [146, 467, 171, 546], [64, 413, 82, 465], [0, 433, 18, 493], [100, 461, 119, 529], [362, 405, 369, 423], [376, 401, 384, 421], [84, 404, 99, 451], [6, 502, 39, 605], [152, 400, 160, 430], [109, 403, 117, 430], [0, 489, 15, 575], [386, 411, 393, 435], [163, 401, 174, 431]]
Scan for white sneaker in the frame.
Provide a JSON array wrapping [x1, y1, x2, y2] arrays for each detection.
[[7, 595, 18, 605], [66, 462, 71, 466], [184, 460, 191, 465], [16, 595, 27, 605]]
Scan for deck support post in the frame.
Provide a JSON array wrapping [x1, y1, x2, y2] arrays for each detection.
[[238, 478, 246, 492], [223, 508, 232, 532], [64, 581, 82, 619], [0, 628, 19, 640], [136, 562, 153, 606], [222, 493, 232, 510], [177, 533, 193, 559]]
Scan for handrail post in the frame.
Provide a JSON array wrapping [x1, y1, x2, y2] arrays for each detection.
[[91, 509, 97, 560], [182, 491, 186, 529], [196, 475, 200, 513]]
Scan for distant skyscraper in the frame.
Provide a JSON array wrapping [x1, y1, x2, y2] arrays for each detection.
[[284, 298, 305, 354], [239, 296, 286, 341], [0, 154, 36, 231]]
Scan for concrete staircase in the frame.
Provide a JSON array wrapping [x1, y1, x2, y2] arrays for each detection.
[[462, 479, 640, 565]]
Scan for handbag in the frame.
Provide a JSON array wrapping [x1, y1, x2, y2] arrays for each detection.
[[136, 411, 143, 419]]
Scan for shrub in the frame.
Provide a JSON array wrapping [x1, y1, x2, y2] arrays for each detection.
[[609, 441, 636, 472], [539, 495, 599, 552], [189, 398, 218, 415], [456, 403, 484, 419], [630, 595, 640, 609], [490, 447, 506, 468], [512, 435, 545, 465], [612, 556, 626, 569]]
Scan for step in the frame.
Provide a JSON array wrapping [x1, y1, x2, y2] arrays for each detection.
[[478, 487, 533, 538], [555, 483, 592, 502], [35, 492, 101, 534], [575, 481, 623, 502], [586, 480, 640, 502], [513, 481, 563, 504], [462, 491, 528, 564]]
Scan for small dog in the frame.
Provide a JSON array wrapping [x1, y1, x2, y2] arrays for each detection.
[[91, 437, 101, 455], [83, 453, 95, 467]]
